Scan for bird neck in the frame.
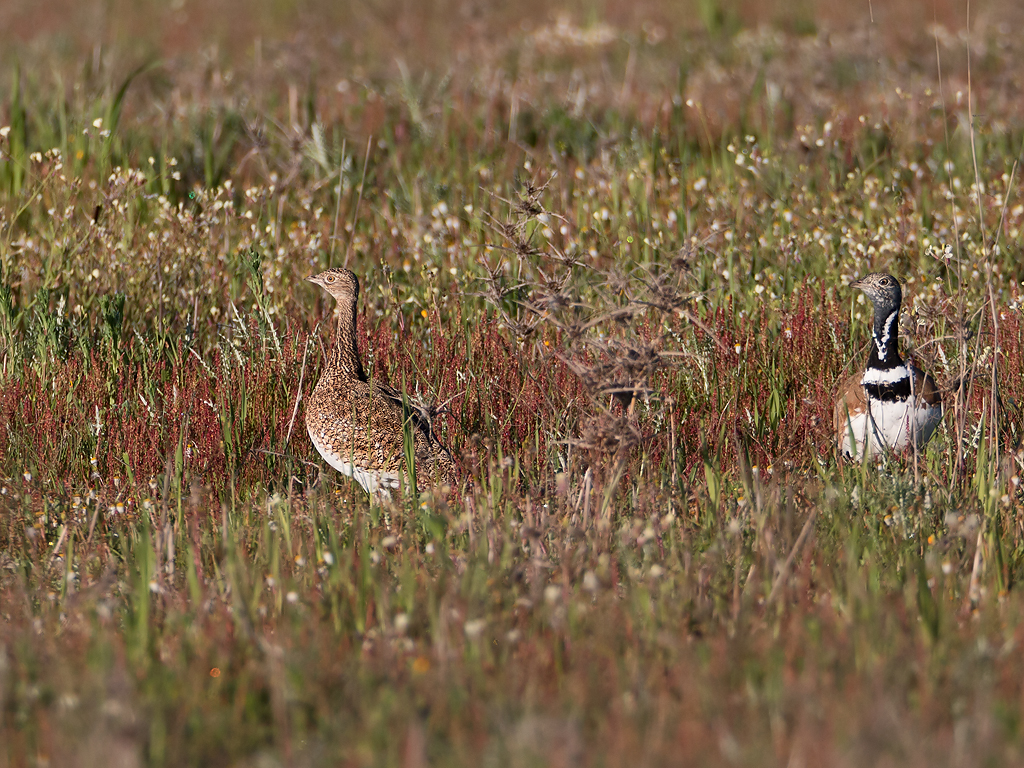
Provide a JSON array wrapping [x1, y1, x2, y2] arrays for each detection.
[[330, 295, 366, 380], [867, 306, 903, 370]]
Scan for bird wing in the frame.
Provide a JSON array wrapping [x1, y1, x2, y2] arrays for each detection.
[[833, 370, 868, 447], [910, 365, 941, 409], [373, 381, 445, 445], [372, 380, 456, 483]]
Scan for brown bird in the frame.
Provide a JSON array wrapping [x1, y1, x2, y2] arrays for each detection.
[[834, 272, 942, 458], [304, 267, 456, 498]]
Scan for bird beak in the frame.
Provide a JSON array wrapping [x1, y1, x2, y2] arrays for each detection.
[[305, 275, 319, 285], [850, 277, 864, 290]]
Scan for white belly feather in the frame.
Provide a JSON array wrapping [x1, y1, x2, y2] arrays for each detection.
[[307, 425, 401, 498], [839, 397, 942, 459]]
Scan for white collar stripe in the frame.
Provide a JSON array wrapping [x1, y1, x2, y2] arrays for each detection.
[[875, 310, 897, 357], [861, 365, 909, 385]]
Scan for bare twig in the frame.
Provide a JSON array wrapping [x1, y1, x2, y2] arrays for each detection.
[[329, 137, 347, 259], [767, 508, 817, 606], [343, 135, 373, 269], [285, 334, 312, 448]]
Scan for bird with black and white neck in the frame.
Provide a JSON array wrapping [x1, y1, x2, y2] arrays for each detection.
[[834, 272, 942, 458]]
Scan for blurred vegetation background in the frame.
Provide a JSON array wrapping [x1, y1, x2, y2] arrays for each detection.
[[3, 1, 1024, 766]]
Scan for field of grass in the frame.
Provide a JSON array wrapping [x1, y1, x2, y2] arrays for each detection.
[[3, 0, 1024, 765]]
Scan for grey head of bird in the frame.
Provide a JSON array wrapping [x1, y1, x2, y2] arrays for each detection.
[[306, 267, 360, 303], [851, 272, 902, 315]]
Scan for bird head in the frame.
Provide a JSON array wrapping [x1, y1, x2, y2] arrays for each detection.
[[306, 267, 360, 303], [851, 272, 902, 315]]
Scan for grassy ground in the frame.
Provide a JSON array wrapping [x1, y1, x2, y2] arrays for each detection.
[[3, 1, 1024, 765]]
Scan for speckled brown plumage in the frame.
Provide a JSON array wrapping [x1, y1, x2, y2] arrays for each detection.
[[304, 267, 456, 497]]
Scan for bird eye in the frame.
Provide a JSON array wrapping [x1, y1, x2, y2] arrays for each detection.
[[325, 275, 335, 284], [881, 277, 891, 285]]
